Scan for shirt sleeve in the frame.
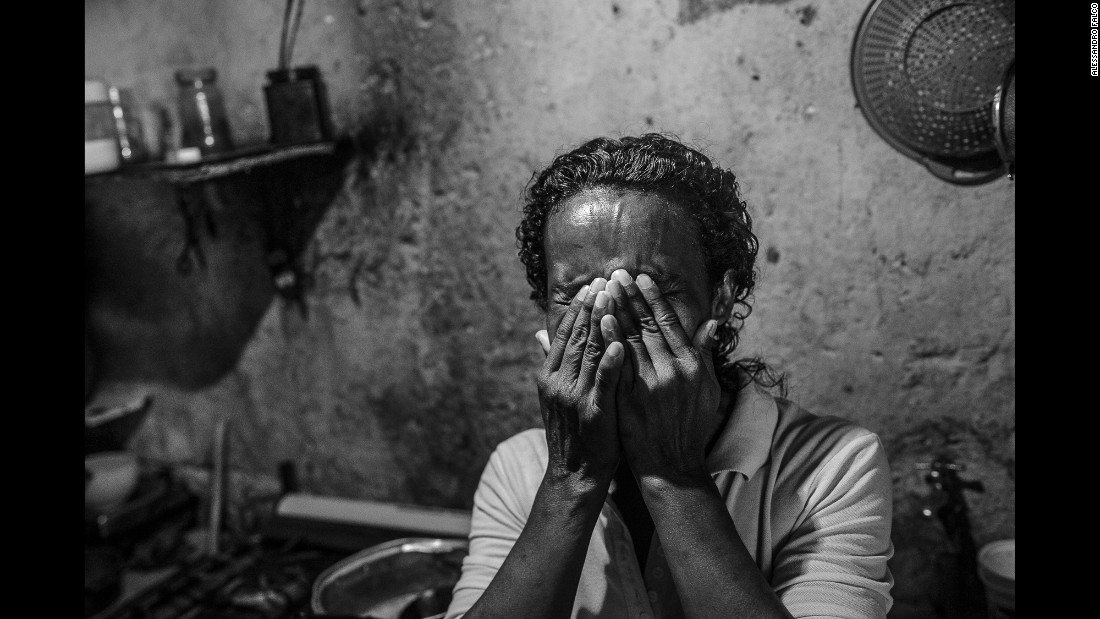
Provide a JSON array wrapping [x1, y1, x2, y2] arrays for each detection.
[[445, 436, 535, 619], [771, 430, 895, 619]]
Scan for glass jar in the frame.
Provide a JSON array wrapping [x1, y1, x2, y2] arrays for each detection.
[[175, 68, 234, 156], [108, 87, 149, 164], [85, 79, 120, 175]]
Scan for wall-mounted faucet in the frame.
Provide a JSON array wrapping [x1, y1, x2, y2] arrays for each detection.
[[916, 457, 988, 619]]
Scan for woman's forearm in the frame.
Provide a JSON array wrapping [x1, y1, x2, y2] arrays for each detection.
[[461, 470, 610, 619], [641, 474, 795, 619]]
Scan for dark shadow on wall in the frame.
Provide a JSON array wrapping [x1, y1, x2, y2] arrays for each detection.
[[84, 139, 359, 391]]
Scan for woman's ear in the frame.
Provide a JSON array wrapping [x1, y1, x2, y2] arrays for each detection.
[[710, 270, 736, 324]]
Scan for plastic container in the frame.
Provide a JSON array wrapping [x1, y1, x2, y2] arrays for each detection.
[[85, 80, 120, 175], [85, 451, 139, 513], [175, 67, 234, 156], [263, 65, 333, 145], [977, 539, 1014, 619]]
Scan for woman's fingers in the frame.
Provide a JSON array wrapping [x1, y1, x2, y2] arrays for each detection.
[[545, 284, 588, 372], [535, 330, 550, 356], [601, 312, 622, 349], [635, 273, 692, 357], [561, 278, 607, 379], [589, 341, 624, 418], [577, 290, 609, 390], [601, 312, 633, 392], [607, 272, 656, 369]]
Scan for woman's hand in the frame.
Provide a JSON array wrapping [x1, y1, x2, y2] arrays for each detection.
[[537, 278, 625, 486], [604, 269, 724, 485]]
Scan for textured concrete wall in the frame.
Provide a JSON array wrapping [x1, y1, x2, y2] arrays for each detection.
[[86, 0, 1013, 614]]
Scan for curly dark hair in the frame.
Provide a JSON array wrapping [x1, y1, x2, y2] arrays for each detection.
[[516, 133, 783, 394]]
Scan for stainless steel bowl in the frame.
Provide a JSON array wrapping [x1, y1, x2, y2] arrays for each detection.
[[311, 537, 468, 619]]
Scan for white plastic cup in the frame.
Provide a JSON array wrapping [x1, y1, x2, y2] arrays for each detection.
[[977, 539, 1014, 619]]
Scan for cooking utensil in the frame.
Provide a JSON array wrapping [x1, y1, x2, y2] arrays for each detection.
[[85, 393, 153, 454], [991, 60, 1015, 178], [206, 417, 231, 556], [311, 537, 468, 618], [268, 1, 332, 145], [265, 65, 334, 145], [279, 0, 307, 70], [850, 0, 1015, 185]]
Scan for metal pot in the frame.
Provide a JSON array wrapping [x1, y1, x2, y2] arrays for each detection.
[[311, 537, 468, 619]]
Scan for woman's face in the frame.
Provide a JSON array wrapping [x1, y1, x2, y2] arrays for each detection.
[[543, 188, 722, 338]]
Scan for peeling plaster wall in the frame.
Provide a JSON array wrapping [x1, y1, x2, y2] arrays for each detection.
[[86, 0, 1013, 613]]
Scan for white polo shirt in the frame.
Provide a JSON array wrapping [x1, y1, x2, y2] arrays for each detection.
[[446, 381, 895, 618]]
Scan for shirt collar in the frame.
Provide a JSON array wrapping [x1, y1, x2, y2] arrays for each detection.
[[704, 378, 778, 478]]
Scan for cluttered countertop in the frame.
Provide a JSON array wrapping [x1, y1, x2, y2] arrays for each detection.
[[84, 395, 472, 619]]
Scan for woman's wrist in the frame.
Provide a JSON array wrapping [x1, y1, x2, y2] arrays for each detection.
[[622, 446, 710, 488], [636, 466, 714, 499], [541, 465, 614, 509]]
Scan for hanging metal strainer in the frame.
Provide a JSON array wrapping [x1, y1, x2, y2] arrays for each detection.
[[992, 60, 1015, 178], [850, 0, 1015, 185]]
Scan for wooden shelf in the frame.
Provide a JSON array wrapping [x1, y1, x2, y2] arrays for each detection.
[[86, 141, 338, 184], [85, 137, 348, 313]]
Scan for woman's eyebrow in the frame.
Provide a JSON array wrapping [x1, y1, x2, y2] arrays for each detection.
[[552, 266, 677, 290], [552, 280, 588, 297], [647, 269, 674, 282], [634, 266, 679, 287]]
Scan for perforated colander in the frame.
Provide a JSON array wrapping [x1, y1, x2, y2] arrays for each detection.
[[851, 0, 1015, 185], [992, 60, 1015, 177]]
